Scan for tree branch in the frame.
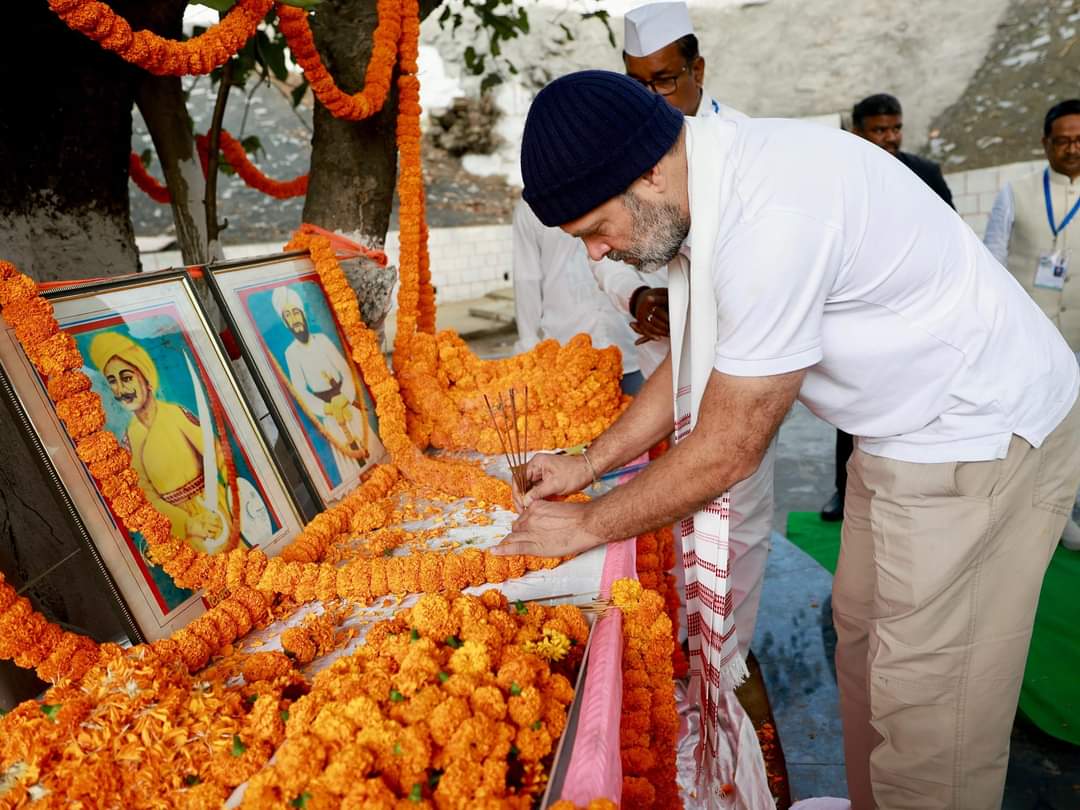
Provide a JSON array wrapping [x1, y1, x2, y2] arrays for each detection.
[[205, 61, 234, 247]]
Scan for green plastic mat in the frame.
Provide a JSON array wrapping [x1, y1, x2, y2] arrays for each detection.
[[785, 511, 1079, 746]]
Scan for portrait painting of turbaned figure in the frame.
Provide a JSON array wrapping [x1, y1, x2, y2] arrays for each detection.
[[211, 255, 386, 507], [28, 273, 305, 638]]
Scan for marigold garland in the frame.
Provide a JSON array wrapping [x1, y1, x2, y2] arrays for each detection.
[[47, 0, 272, 76], [131, 130, 309, 204], [128, 152, 171, 203], [217, 129, 309, 199], [0, 570, 102, 687], [611, 579, 681, 810], [275, 0, 402, 122]]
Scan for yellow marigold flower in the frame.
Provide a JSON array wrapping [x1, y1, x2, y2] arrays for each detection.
[[449, 639, 490, 676], [611, 578, 643, 611], [522, 627, 572, 662]]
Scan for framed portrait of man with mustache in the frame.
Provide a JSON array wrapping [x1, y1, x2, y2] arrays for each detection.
[[207, 252, 387, 508], [0, 270, 305, 641]]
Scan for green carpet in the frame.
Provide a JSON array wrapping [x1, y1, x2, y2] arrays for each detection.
[[785, 511, 1080, 746]]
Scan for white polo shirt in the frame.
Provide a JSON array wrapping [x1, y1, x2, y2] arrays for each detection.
[[697, 117, 1078, 463]]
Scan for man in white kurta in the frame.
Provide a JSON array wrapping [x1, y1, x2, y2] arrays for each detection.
[[589, 0, 774, 656], [272, 286, 368, 486]]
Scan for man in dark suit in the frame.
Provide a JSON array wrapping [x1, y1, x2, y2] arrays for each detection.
[[820, 93, 955, 522]]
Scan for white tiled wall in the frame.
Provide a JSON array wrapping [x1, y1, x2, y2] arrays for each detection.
[[945, 160, 1043, 238], [384, 223, 512, 303]]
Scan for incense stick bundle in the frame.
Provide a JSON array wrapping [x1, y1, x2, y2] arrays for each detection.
[[483, 386, 530, 494]]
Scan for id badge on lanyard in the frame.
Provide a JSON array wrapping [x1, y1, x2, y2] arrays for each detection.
[[1035, 249, 1069, 290], [1038, 169, 1080, 290]]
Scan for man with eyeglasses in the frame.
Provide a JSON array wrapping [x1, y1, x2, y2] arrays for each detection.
[[595, 2, 747, 375], [985, 98, 1080, 550]]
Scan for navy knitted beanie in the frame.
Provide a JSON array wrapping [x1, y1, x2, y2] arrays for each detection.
[[520, 70, 685, 227]]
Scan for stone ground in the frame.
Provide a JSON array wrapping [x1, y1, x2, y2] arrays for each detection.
[[458, 298, 1080, 808]]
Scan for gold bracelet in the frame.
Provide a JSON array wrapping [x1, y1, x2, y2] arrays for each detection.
[[581, 449, 599, 487]]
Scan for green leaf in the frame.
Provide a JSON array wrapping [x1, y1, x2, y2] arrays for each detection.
[[278, 0, 323, 8], [240, 135, 262, 156], [464, 46, 478, 71], [410, 628, 420, 641], [244, 694, 258, 705], [280, 710, 290, 723], [0, 707, 7, 718], [514, 600, 527, 615], [193, 0, 237, 12], [389, 689, 405, 703], [408, 783, 423, 803], [509, 682, 521, 697], [508, 744, 519, 759], [41, 704, 61, 721], [231, 734, 247, 757], [428, 770, 442, 789], [290, 78, 309, 108], [530, 720, 541, 731], [393, 741, 403, 756], [437, 671, 449, 683], [445, 636, 461, 649], [139, 148, 153, 168], [184, 774, 201, 787], [256, 30, 289, 82], [290, 792, 311, 808]]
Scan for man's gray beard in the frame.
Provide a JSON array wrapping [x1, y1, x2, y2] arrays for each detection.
[[607, 190, 689, 273]]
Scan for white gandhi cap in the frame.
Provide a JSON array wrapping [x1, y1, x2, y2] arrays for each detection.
[[623, 2, 695, 58]]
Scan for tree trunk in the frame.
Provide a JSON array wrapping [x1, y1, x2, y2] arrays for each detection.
[[0, 0, 185, 709], [302, 0, 402, 247], [136, 76, 212, 266]]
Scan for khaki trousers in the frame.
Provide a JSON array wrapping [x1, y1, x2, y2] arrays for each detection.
[[832, 398, 1080, 810]]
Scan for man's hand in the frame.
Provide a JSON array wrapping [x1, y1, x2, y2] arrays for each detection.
[[493, 500, 606, 557], [187, 508, 225, 540], [512, 452, 594, 511], [630, 287, 669, 343]]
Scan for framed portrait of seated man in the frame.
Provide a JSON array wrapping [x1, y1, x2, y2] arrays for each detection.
[[0, 270, 305, 641], [208, 252, 388, 509]]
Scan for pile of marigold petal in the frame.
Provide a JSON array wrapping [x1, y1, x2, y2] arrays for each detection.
[[240, 590, 590, 809], [0, 643, 306, 808]]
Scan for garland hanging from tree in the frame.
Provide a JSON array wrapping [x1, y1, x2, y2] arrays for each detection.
[[47, 0, 273, 76]]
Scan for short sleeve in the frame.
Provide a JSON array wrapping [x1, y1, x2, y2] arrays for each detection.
[[711, 210, 841, 377]]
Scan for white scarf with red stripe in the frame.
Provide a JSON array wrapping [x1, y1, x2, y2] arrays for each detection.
[[666, 115, 749, 786]]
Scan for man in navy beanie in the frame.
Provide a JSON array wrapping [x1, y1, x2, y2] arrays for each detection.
[[497, 69, 1080, 809]]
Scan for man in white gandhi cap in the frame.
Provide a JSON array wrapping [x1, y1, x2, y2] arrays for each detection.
[[271, 285, 370, 487], [591, 1, 776, 665]]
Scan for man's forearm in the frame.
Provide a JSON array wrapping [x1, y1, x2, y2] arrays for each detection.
[[585, 353, 674, 474], [583, 427, 754, 542]]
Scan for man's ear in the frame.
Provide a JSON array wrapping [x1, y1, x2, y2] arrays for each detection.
[[636, 161, 667, 195], [692, 56, 705, 87]]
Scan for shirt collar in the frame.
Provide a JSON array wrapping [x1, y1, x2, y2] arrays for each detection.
[[1048, 165, 1080, 187]]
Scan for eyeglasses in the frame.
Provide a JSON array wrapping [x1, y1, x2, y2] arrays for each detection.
[[1049, 136, 1080, 150], [633, 64, 689, 97]]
